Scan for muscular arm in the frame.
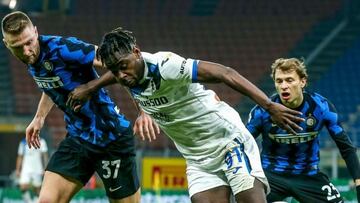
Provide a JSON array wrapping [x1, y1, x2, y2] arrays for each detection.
[[35, 93, 54, 119], [197, 61, 304, 133], [197, 61, 272, 110]]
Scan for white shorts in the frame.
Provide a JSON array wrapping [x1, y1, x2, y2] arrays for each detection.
[[19, 171, 43, 187], [186, 135, 269, 198]]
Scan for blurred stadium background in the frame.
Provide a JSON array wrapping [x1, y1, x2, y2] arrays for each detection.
[[0, 0, 359, 202]]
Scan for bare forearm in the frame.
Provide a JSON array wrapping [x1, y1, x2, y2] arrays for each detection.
[[87, 71, 117, 92], [197, 61, 272, 110], [35, 93, 54, 119]]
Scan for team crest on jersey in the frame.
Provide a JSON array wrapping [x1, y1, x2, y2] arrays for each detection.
[[42, 60, 53, 72], [306, 115, 316, 127]]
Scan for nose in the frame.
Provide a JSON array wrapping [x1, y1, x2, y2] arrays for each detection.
[[23, 45, 32, 56], [112, 71, 127, 79], [279, 81, 288, 90]]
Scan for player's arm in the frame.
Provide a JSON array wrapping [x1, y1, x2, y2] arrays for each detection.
[[324, 101, 360, 195], [65, 44, 118, 109], [196, 61, 304, 134], [126, 89, 160, 142], [66, 70, 117, 110], [26, 93, 54, 149]]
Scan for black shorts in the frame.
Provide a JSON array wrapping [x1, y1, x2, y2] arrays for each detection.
[[46, 135, 139, 199], [265, 170, 343, 203]]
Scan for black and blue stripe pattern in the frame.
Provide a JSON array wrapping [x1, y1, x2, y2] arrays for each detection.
[[246, 91, 346, 175], [27, 35, 132, 148]]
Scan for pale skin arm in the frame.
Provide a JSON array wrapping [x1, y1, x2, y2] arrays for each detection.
[[26, 93, 54, 149], [196, 61, 304, 133]]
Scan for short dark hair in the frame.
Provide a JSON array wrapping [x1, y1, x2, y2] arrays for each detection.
[[1, 11, 33, 35], [97, 27, 136, 68]]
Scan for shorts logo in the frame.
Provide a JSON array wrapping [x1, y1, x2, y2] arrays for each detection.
[[109, 185, 122, 192], [42, 60, 53, 72]]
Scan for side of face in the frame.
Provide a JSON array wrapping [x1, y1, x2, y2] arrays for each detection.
[[107, 48, 144, 88], [3, 25, 40, 64], [274, 68, 306, 108]]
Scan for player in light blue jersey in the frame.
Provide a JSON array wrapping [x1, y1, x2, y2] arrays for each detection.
[[2, 12, 158, 203], [68, 27, 305, 203]]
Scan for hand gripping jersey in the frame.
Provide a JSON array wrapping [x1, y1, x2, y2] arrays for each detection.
[[247, 92, 359, 176], [130, 52, 254, 170], [27, 35, 132, 148]]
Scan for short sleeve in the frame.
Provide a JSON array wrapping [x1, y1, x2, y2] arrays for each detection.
[[159, 52, 199, 84]]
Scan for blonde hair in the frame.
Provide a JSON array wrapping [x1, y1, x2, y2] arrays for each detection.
[[2, 11, 33, 35], [270, 58, 308, 80]]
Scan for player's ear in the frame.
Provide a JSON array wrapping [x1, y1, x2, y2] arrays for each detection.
[[133, 46, 141, 57], [300, 78, 307, 88], [3, 38, 9, 48]]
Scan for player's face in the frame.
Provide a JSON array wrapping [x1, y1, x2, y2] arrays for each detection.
[[3, 25, 40, 65], [274, 69, 306, 108], [108, 48, 144, 88]]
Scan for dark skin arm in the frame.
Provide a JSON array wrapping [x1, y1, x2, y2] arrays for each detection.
[[197, 61, 304, 133], [67, 69, 160, 141]]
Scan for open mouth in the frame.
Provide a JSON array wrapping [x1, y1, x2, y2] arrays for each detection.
[[281, 92, 291, 100]]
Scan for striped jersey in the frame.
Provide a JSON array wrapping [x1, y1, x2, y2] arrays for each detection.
[[27, 35, 132, 148], [246, 92, 347, 175]]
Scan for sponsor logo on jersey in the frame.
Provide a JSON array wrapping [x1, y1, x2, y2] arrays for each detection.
[[135, 96, 169, 107], [268, 131, 318, 144], [33, 76, 64, 89]]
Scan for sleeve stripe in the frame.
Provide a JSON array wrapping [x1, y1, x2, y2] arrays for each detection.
[[192, 60, 199, 83]]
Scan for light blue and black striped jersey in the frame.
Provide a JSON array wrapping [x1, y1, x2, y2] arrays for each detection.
[[246, 91, 358, 176], [27, 35, 132, 148]]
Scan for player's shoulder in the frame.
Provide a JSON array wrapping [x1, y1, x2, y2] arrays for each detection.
[[305, 91, 332, 110], [143, 51, 183, 67]]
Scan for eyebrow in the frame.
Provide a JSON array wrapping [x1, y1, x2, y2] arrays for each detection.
[[8, 33, 36, 48]]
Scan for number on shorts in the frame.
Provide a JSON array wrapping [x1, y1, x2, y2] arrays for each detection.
[[102, 159, 121, 179], [321, 183, 341, 201], [225, 145, 242, 174]]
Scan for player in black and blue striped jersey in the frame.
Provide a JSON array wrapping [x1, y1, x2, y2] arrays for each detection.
[[246, 58, 360, 203], [2, 11, 158, 203]]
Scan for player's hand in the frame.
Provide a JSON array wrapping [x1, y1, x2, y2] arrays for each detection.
[[67, 84, 93, 112], [267, 102, 304, 134], [25, 117, 44, 149], [133, 111, 160, 142]]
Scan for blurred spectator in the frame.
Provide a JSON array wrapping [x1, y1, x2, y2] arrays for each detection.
[[16, 137, 48, 203]]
